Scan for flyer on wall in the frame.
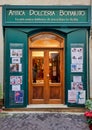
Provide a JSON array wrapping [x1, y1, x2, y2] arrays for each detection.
[[12, 58, 20, 64], [71, 64, 83, 72], [71, 48, 83, 64], [10, 64, 22, 72], [10, 76, 22, 85], [68, 90, 77, 103], [15, 90, 24, 103], [76, 90, 85, 104], [10, 49, 22, 57], [12, 85, 21, 91], [71, 82, 83, 90]]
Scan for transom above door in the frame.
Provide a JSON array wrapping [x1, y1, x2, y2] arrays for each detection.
[[28, 32, 64, 104]]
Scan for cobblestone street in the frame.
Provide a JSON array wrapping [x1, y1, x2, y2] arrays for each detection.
[[0, 112, 90, 130]]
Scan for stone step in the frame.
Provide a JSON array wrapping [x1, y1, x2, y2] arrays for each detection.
[[3, 107, 86, 113]]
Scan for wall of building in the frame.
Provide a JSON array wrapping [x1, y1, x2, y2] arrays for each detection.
[[90, 0, 92, 98], [90, 33, 92, 98], [0, 0, 91, 5], [0, 7, 3, 99], [0, 0, 91, 99]]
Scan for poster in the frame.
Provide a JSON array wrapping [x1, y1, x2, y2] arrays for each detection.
[[15, 90, 24, 103], [68, 90, 85, 104], [71, 64, 83, 72], [10, 49, 22, 57], [76, 91, 85, 104], [10, 64, 22, 72], [73, 76, 82, 83], [68, 90, 77, 103], [71, 82, 83, 90], [12, 85, 21, 91], [71, 48, 83, 64], [12, 58, 20, 64], [10, 76, 22, 85]]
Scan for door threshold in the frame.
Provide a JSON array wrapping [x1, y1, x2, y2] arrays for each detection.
[[27, 104, 68, 108], [3, 104, 86, 113]]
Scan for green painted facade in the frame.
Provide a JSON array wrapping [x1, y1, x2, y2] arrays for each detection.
[[2, 5, 91, 108], [3, 5, 91, 26]]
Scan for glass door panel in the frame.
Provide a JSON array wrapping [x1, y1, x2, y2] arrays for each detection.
[[32, 51, 44, 83], [49, 51, 60, 83]]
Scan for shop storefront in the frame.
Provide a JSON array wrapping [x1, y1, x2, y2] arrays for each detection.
[[2, 5, 91, 108]]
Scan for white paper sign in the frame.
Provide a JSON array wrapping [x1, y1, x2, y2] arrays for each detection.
[[10, 49, 22, 57], [71, 82, 83, 90], [10, 76, 22, 85], [12, 85, 21, 91], [73, 76, 82, 83], [71, 64, 83, 72], [76, 91, 85, 104], [71, 48, 83, 64], [10, 64, 22, 72], [12, 58, 20, 64], [68, 90, 77, 103]]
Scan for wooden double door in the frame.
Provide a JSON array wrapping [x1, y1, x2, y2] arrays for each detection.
[[28, 33, 64, 104]]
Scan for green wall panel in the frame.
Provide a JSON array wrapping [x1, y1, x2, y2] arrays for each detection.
[[4, 27, 89, 108], [4, 28, 28, 108], [66, 29, 88, 107]]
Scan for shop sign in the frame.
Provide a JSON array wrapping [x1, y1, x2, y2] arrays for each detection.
[[4, 8, 89, 24]]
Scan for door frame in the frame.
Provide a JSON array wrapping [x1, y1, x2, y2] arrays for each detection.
[[28, 32, 65, 104]]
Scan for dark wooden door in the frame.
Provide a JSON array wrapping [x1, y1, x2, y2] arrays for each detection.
[[28, 49, 64, 104]]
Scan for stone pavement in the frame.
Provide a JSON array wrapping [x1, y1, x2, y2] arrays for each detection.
[[0, 111, 90, 130]]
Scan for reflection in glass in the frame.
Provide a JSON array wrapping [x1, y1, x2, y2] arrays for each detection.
[[32, 51, 44, 83], [49, 51, 60, 83]]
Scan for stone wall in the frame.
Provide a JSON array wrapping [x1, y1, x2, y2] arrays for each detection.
[[0, 0, 91, 5], [90, 32, 92, 98], [0, 7, 3, 99]]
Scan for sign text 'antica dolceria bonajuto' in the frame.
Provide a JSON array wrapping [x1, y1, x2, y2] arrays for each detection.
[[8, 9, 86, 16]]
